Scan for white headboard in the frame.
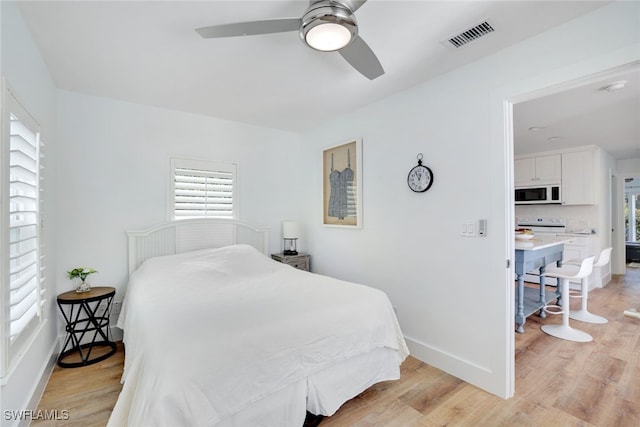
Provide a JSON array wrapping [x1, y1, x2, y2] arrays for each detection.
[[127, 218, 270, 274]]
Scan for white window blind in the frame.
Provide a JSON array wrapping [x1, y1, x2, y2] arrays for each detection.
[[171, 158, 237, 220], [2, 89, 45, 376]]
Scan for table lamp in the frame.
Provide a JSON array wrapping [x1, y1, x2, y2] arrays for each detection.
[[282, 221, 299, 255]]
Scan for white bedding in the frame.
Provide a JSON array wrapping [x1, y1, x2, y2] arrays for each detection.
[[108, 244, 408, 426]]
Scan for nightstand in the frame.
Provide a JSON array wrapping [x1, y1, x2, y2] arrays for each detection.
[[271, 253, 310, 272], [56, 286, 117, 368]]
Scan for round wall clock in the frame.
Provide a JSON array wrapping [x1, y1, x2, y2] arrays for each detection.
[[407, 153, 433, 193]]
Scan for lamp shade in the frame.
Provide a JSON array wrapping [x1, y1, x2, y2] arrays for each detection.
[[282, 221, 300, 239]]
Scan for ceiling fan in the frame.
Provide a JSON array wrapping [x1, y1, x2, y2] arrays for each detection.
[[195, 0, 384, 80]]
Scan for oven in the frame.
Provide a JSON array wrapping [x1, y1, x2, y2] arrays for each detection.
[[517, 217, 567, 235]]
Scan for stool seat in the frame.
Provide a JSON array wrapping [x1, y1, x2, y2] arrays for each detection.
[[562, 247, 612, 269], [547, 247, 611, 324], [541, 256, 595, 342]]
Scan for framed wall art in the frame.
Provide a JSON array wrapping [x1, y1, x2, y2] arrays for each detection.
[[322, 139, 362, 228]]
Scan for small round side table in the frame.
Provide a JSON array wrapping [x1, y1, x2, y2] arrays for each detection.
[[56, 286, 117, 368]]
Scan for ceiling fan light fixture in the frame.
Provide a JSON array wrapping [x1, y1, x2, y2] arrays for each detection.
[[305, 22, 352, 51], [300, 1, 357, 52], [196, 0, 382, 79]]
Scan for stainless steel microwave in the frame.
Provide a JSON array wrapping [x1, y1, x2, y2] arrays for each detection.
[[515, 185, 561, 205]]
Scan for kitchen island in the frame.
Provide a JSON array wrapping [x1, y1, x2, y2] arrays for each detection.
[[514, 236, 572, 333]]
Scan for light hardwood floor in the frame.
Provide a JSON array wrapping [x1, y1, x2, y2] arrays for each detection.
[[34, 268, 640, 426]]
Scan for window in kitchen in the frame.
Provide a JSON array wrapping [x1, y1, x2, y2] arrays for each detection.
[[1, 87, 46, 379], [170, 157, 237, 220], [625, 177, 639, 243]]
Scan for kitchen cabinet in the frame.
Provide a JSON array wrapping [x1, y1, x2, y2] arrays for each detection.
[[561, 235, 594, 263], [514, 154, 561, 186], [561, 149, 595, 205]]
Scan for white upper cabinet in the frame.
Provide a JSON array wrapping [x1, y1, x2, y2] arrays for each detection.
[[562, 149, 595, 205], [514, 154, 561, 186]]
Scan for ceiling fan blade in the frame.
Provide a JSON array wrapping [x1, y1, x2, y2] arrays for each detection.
[[338, 36, 384, 80], [196, 18, 301, 38], [342, 0, 368, 13]]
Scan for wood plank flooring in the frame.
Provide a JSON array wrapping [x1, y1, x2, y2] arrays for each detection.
[[34, 268, 640, 426], [31, 342, 124, 427]]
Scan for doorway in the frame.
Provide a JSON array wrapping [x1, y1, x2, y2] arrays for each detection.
[[502, 60, 640, 397]]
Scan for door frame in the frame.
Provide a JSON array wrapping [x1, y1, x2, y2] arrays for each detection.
[[492, 56, 639, 397]]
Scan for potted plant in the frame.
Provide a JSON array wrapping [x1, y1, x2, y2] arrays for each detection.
[[67, 267, 97, 293]]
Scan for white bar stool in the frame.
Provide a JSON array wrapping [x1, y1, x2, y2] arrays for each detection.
[[542, 256, 595, 342], [555, 247, 612, 324]]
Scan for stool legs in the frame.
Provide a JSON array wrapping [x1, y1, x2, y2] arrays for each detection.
[[541, 278, 593, 342], [569, 276, 608, 324]]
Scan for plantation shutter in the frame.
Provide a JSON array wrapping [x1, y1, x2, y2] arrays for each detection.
[[4, 91, 45, 362], [171, 158, 237, 219]]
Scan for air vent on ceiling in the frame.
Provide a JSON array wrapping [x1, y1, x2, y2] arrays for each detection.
[[445, 21, 495, 49]]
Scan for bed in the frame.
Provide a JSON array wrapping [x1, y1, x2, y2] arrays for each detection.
[[107, 219, 409, 426]]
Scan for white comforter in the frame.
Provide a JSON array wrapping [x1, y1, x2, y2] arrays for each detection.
[[109, 244, 408, 426]]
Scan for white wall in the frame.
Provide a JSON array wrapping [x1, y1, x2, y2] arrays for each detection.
[[54, 91, 303, 301], [1, 1, 59, 424], [300, 1, 640, 398], [618, 158, 640, 174]]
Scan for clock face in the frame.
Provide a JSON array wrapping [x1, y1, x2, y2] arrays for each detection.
[[408, 165, 433, 193]]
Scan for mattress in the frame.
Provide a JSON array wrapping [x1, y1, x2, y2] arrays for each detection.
[[108, 244, 408, 426]]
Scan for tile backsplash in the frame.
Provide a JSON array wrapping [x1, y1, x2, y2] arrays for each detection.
[[515, 204, 599, 234]]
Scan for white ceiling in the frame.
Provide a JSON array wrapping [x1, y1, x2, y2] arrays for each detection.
[[17, 0, 637, 160], [514, 65, 640, 160]]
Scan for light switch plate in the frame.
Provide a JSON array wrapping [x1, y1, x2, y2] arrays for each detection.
[[461, 221, 475, 237]]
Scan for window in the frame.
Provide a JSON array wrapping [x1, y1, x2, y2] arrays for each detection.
[[1, 88, 45, 378], [625, 178, 639, 243], [170, 158, 237, 220]]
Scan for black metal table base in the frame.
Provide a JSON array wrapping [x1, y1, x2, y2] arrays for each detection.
[[58, 340, 117, 368], [57, 287, 117, 368]]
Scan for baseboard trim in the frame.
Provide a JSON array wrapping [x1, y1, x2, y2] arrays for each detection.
[[20, 338, 61, 427], [15, 323, 122, 426], [404, 335, 508, 399], [110, 326, 123, 342]]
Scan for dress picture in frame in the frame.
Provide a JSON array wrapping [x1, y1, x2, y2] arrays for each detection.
[[322, 139, 362, 228]]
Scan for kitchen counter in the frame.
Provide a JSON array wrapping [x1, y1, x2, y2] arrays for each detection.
[[515, 235, 573, 251], [514, 236, 572, 333], [562, 228, 597, 236]]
